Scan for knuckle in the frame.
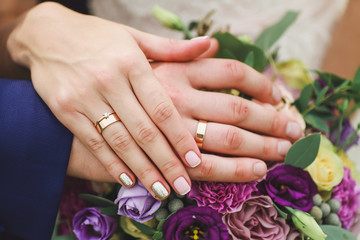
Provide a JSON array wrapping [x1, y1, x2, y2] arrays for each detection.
[[87, 136, 107, 152], [270, 112, 281, 134], [136, 123, 158, 145], [160, 160, 179, 176], [224, 127, 243, 150], [198, 159, 214, 179], [53, 91, 76, 113], [91, 67, 115, 91], [173, 132, 189, 147], [104, 160, 120, 173], [137, 167, 155, 181], [234, 161, 246, 179], [262, 138, 272, 156], [230, 98, 249, 123], [225, 61, 245, 81], [110, 131, 132, 153], [152, 101, 174, 123]]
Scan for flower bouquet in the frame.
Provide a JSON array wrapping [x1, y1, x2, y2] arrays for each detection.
[[53, 7, 360, 240]]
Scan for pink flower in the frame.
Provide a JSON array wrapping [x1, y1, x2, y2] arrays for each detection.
[[222, 195, 290, 240], [333, 168, 360, 229], [188, 181, 258, 214]]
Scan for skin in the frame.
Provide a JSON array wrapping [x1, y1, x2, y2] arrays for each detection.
[[2, 2, 302, 199]]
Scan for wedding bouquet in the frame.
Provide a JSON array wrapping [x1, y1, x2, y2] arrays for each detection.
[[53, 7, 360, 240]]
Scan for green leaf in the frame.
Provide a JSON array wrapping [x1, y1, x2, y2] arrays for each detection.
[[284, 133, 321, 169], [274, 204, 288, 219], [315, 86, 329, 106], [130, 219, 157, 235], [294, 83, 313, 112], [320, 225, 356, 240], [100, 205, 118, 216], [213, 32, 268, 72], [152, 231, 164, 240], [51, 234, 77, 240], [313, 80, 323, 96], [255, 11, 299, 51], [78, 193, 116, 207], [244, 51, 255, 67], [352, 66, 360, 91], [304, 113, 330, 132]]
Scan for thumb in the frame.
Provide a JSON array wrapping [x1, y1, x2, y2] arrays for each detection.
[[124, 26, 211, 61]]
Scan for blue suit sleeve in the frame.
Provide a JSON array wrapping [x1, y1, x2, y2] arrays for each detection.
[[0, 78, 73, 239]]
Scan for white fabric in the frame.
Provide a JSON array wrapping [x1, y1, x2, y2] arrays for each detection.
[[89, 0, 348, 69]]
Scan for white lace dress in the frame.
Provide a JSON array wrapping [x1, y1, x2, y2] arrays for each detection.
[[89, 0, 360, 162]]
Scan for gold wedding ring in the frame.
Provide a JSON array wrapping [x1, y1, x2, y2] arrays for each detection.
[[195, 120, 207, 149], [95, 112, 120, 133]]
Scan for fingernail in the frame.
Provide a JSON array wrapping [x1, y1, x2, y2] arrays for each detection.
[[152, 182, 169, 200], [272, 85, 282, 102], [253, 162, 267, 177], [286, 121, 302, 139], [119, 173, 133, 187], [173, 176, 191, 195], [277, 141, 292, 156], [191, 36, 209, 40], [185, 151, 201, 167]]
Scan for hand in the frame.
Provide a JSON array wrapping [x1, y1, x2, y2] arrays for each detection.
[[68, 58, 303, 185], [7, 2, 212, 199]]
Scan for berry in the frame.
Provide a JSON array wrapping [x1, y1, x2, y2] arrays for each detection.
[[320, 202, 331, 218], [328, 199, 341, 213], [155, 208, 170, 221], [168, 198, 184, 212], [312, 194, 322, 206], [309, 206, 323, 221], [324, 213, 341, 227]]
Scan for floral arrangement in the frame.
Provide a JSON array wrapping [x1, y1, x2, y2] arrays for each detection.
[[53, 6, 360, 240]]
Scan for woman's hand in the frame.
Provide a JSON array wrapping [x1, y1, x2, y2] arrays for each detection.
[[6, 2, 213, 199], [68, 58, 303, 185]]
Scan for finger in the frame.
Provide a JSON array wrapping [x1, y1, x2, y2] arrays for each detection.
[[124, 63, 202, 167], [185, 58, 282, 104], [187, 153, 267, 182], [198, 38, 219, 58], [104, 81, 194, 197], [124, 26, 211, 61], [187, 90, 303, 141], [62, 112, 136, 187], [185, 119, 292, 161]]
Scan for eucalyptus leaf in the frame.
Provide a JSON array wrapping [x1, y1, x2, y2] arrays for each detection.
[[352, 66, 360, 91], [78, 194, 116, 207], [213, 32, 268, 72], [320, 225, 356, 240], [255, 11, 299, 51], [130, 219, 157, 235], [304, 113, 329, 132], [100, 205, 118, 216], [294, 83, 313, 112], [284, 133, 321, 169]]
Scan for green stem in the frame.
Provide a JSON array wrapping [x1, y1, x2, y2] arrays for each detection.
[[181, 27, 193, 39], [337, 125, 360, 152]]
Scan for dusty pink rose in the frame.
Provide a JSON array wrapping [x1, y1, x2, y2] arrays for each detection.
[[222, 195, 289, 240], [188, 181, 258, 214]]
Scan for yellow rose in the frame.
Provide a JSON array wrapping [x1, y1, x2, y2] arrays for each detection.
[[277, 59, 313, 90], [119, 216, 157, 240], [306, 135, 344, 191]]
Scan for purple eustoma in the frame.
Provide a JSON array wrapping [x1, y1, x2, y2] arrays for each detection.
[[333, 167, 360, 229], [115, 182, 161, 223], [72, 207, 117, 240], [162, 206, 229, 240], [330, 119, 359, 151], [188, 181, 258, 214], [258, 165, 318, 212]]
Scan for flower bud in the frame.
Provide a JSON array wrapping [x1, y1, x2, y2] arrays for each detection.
[[152, 5, 185, 30], [291, 209, 327, 240]]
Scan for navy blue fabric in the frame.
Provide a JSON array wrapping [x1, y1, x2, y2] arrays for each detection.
[[0, 78, 73, 239]]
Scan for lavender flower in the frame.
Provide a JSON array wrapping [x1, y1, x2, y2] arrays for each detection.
[[330, 119, 359, 151], [72, 207, 117, 240]]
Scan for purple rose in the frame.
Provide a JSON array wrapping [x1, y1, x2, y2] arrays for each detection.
[[330, 119, 359, 151], [258, 165, 317, 211], [115, 182, 161, 223], [72, 207, 117, 240], [162, 206, 229, 240], [188, 181, 258, 214], [333, 167, 360, 229], [223, 195, 289, 240]]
